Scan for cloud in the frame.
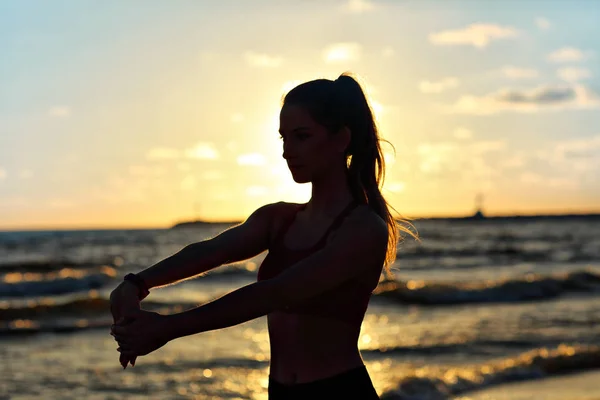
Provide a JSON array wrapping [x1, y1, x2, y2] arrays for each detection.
[[244, 51, 283, 68], [429, 24, 518, 48], [323, 42, 361, 63], [185, 143, 220, 160], [453, 127, 473, 139], [501, 66, 539, 79], [417, 142, 457, 173], [146, 147, 181, 160], [237, 153, 267, 166], [535, 17, 551, 30], [447, 85, 600, 114], [345, 0, 375, 13], [416, 140, 506, 185], [536, 135, 600, 173], [0, 167, 6, 180], [519, 172, 577, 189], [496, 86, 575, 104], [47, 106, 71, 118], [557, 67, 592, 82], [419, 77, 459, 94], [547, 47, 590, 63]]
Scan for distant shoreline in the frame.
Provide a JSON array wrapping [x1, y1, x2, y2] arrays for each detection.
[[171, 213, 600, 228], [171, 220, 243, 228], [2, 213, 599, 232], [412, 213, 600, 222]]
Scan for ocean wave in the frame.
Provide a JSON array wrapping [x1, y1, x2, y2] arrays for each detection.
[[0, 294, 195, 320], [362, 338, 567, 358], [396, 246, 598, 265], [0, 266, 118, 297], [0, 294, 199, 336], [373, 269, 600, 305], [0, 260, 102, 273], [380, 344, 600, 399]]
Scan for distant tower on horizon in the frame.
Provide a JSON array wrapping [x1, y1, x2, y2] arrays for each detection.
[[472, 193, 486, 219]]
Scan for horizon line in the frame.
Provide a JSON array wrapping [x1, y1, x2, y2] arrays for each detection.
[[2, 209, 600, 232]]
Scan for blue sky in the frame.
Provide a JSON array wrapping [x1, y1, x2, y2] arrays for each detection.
[[1, 0, 599, 229]]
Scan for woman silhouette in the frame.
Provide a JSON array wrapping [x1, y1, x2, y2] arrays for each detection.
[[110, 72, 416, 399]]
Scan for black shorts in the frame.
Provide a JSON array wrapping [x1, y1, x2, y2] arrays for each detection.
[[268, 365, 380, 400]]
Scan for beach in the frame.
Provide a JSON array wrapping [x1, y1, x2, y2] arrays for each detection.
[[2, 217, 600, 399]]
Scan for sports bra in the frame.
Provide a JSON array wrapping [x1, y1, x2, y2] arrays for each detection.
[[257, 200, 375, 325]]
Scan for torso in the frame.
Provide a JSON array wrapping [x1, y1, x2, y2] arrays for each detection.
[[265, 202, 382, 384]]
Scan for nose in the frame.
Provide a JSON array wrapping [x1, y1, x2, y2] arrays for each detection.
[[282, 141, 294, 161]]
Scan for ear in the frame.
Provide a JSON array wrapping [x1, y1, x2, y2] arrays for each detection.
[[335, 126, 351, 154]]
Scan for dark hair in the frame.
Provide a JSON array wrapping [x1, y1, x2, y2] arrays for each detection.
[[282, 72, 419, 280]]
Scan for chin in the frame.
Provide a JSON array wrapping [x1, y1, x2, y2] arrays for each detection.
[[293, 177, 311, 184], [290, 170, 311, 184]]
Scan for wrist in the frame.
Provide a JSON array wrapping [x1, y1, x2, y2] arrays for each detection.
[[123, 280, 141, 295], [123, 273, 150, 300]]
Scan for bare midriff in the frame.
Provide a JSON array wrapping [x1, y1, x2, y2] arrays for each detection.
[[267, 311, 365, 384], [264, 202, 378, 384]]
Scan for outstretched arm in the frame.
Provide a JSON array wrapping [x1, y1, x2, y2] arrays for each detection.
[[161, 208, 387, 341], [138, 202, 279, 290], [110, 202, 278, 366], [113, 209, 385, 358]]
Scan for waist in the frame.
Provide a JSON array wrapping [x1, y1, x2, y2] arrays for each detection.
[[269, 355, 365, 385], [268, 319, 363, 383]]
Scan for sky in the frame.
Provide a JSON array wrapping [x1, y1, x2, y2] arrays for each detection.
[[1, 0, 599, 230]]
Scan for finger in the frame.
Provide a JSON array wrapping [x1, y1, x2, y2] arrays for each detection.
[[119, 353, 129, 368], [117, 345, 132, 352], [111, 303, 121, 324], [121, 309, 142, 322], [114, 335, 129, 345], [111, 325, 129, 335], [119, 348, 137, 358]]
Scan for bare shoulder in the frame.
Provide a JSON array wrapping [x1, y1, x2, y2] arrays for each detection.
[[349, 204, 388, 233], [270, 201, 302, 218], [267, 201, 302, 233]]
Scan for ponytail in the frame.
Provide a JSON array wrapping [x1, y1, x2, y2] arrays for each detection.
[[284, 72, 419, 280]]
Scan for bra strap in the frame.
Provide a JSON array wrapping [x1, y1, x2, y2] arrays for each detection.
[[272, 203, 305, 246], [313, 200, 359, 248], [273, 201, 359, 249]]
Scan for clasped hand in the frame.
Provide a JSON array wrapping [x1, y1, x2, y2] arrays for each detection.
[[111, 310, 170, 361], [109, 281, 169, 368]]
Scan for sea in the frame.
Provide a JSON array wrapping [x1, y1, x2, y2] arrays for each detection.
[[1, 216, 600, 399]]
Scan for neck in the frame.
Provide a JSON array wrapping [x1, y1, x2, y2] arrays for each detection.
[[306, 163, 355, 219]]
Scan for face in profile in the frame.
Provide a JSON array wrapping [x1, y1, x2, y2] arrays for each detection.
[[279, 104, 348, 183]]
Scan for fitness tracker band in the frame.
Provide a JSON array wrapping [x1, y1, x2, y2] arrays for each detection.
[[123, 273, 150, 300]]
